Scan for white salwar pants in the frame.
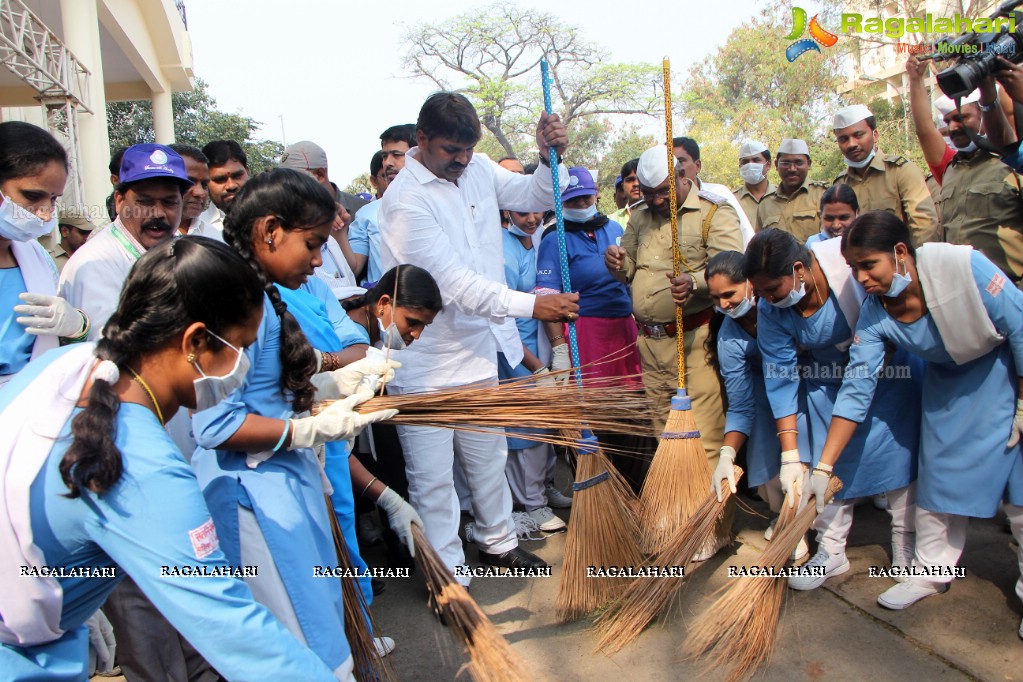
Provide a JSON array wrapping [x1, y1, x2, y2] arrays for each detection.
[[813, 484, 916, 556]]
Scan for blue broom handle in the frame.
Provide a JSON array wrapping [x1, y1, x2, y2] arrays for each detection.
[[540, 58, 582, 381]]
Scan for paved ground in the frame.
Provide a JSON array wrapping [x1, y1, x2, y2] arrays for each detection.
[[366, 471, 1023, 682]]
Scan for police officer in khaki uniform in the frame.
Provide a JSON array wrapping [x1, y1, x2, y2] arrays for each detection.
[[832, 104, 938, 246], [47, 207, 95, 273], [756, 139, 828, 243], [605, 144, 742, 459], [733, 140, 776, 229]]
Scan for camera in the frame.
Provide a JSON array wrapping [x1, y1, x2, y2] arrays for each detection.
[[924, 4, 1023, 99]]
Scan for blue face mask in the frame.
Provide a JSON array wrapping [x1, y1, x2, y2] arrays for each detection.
[[885, 248, 912, 298], [508, 224, 532, 238], [563, 205, 598, 223], [769, 266, 806, 308], [714, 282, 755, 319]]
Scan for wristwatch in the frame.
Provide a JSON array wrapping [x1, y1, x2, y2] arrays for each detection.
[[979, 99, 997, 112]]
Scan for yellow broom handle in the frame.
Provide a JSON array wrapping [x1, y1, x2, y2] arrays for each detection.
[[663, 58, 686, 389]]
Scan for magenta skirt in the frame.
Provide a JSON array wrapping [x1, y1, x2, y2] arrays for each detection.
[[565, 316, 642, 389]]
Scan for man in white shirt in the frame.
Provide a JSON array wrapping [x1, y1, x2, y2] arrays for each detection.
[[168, 143, 221, 240], [198, 140, 250, 232], [379, 92, 579, 581], [60, 144, 191, 339]]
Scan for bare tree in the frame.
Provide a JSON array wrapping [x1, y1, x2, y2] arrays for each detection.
[[401, 3, 662, 157]]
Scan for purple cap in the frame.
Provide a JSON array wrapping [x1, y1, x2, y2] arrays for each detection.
[[614, 175, 623, 188], [119, 144, 192, 188], [357, 192, 373, 202], [561, 167, 597, 201]]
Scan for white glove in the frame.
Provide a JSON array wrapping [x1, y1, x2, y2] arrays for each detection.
[[310, 354, 401, 401], [712, 445, 738, 502], [290, 390, 398, 449], [14, 293, 87, 338], [550, 344, 571, 384], [806, 465, 832, 514], [86, 609, 116, 674], [1009, 399, 1023, 448], [533, 366, 554, 388], [779, 449, 805, 508], [376, 486, 424, 557]]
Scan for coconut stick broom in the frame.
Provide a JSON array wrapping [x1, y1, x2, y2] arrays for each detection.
[[535, 57, 644, 623], [638, 58, 713, 556], [411, 525, 531, 682], [323, 494, 393, 682], [594, 465, 744, 653], [681, 476, 843, 682]]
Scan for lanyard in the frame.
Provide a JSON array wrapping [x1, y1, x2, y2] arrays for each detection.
[[110, 224, 143, 262]]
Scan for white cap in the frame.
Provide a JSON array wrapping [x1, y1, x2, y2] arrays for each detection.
[[833, 104, 873, 130], [934, 92, 981, 117], [637, 144, 673, 187], [739, 140, 768, 157], [778, 138, 810, 156]]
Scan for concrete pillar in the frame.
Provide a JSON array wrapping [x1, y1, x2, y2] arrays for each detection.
[[59, 0, 111, 221], [151, 88, 175, 144]]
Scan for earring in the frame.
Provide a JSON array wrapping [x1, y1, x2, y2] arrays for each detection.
[[187, 353, 197, 363], [266, 238, 273, 246]]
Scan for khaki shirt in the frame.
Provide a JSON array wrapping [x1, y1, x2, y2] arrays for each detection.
[[939, 151, 1023, 282], [621, 187, 743, 324], [47, 246, 70, 274], [833, 152, 938, 246], [755, 178, 827, 243], [734, 182, 776, 229], [925, 173, 943, 235]]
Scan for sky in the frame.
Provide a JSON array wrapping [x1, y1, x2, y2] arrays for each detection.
[[186, 0, 768, 184]]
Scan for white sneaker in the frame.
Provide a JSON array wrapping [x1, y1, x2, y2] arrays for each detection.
[[891, 543, 915, 583], [527, 506, 566, 532], [510, 511, 545, 541], [545, 482, 573, 509], [764, 517, 777, 542], [788, 548, 850, 590], [691, 535, 731, 562], [374, 636, 395, 657], [877, 580, 949, 610], [873, 493, 889, 510], [792, 536, 809, 562]]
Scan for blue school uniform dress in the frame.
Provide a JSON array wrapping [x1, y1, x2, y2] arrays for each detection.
[[191, 293, 351, 672], [758, 291, 921, 500], [718, 316, 810, 488], [534, 219, 632, 317], [278, 277, 375, 604], [498, 230, 542, 451], [0, 267, 32, 378], [838, 251, 1023, 517], [0, 348, 336, 681]]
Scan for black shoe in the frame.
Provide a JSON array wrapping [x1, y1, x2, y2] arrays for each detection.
[[478, 546, 548, 570]]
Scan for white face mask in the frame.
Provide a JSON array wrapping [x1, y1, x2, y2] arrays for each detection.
[[563, 205, 598, 223], [739, 162, 766, 185], [843, 148, 876, 169], [376, 317, 407, 351], [0, 192, 57, 242], [953, 139, 978, 153], [885, 248, 912, 298], [714, 282, 755, 319], [943, 135, 955, 150], [507, 224, 532, 238], [192, 330, 250, 412], [769, 266, 806, 308]]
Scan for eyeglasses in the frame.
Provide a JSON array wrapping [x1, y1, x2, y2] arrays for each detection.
[[777, 160, 808, 169], [640, 187, 672, 201]]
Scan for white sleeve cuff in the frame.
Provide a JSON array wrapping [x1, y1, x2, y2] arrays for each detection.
[[507, 290, 536, 319]]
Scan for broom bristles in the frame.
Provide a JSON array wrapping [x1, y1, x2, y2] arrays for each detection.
[[639, 402, 712, 554], [681, 476, 844, 682], [556, 432, 644, 623], [594, 465, 743, 653], [411, 525, 531, 682], [324, 495, 393, 682]]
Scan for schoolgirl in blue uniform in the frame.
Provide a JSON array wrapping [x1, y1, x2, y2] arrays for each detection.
[[191, 169, 399, 678], [745, 228, 922, 591], [0, 238, 340, 680], [816, 212, 1023, 631]]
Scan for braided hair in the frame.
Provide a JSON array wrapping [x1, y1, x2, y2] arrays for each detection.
[[222, 168, 336, 413], [61, 237, 264, 497]]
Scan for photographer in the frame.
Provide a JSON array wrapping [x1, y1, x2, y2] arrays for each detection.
[[906, 55, 1023, 285]]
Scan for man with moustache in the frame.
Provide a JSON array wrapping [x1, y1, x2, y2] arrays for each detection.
[[198, 140, 249, 231], [378, 92, 579, 581], [168, 144, 220, 240], [831, 104, 937, 246], [60, 144, 192, 340], [610, 158, 641, 228], [379, 123, 417, 185], [756, 138, 828, 243]]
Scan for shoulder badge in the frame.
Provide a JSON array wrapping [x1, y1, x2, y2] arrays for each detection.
[[809, 180, 829, 188], [885, 154, 908, 167], [698, 189, 727, 205]]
